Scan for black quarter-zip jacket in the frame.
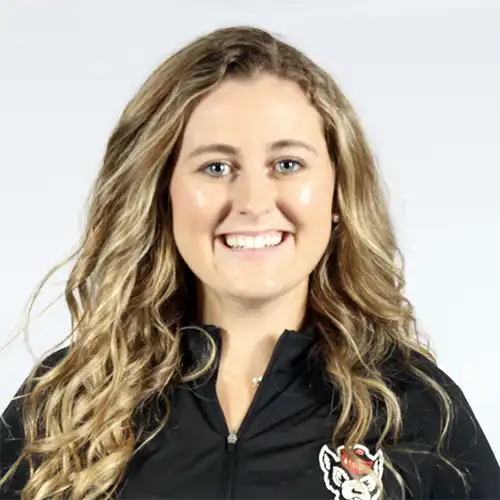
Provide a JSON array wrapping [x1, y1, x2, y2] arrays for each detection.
[[1, 325, 499, 499]]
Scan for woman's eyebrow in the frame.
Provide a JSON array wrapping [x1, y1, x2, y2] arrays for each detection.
[[187, 139, 318, 159]]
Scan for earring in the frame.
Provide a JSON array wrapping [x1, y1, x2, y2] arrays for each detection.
[[332, 213, 340, 224]]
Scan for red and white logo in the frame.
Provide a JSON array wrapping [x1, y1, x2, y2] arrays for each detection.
[[319, 444, 384, 500]]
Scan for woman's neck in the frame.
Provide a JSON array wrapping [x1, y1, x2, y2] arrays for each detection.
[[198, 282, 309, 378]]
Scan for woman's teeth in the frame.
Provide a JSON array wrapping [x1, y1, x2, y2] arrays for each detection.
[[224, 231, 284, 250]]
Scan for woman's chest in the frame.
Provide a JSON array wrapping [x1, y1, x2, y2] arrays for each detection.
[[120, 383, 434, 499]]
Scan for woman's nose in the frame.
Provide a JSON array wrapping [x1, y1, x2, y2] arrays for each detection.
[[231, 171, 277, 217]]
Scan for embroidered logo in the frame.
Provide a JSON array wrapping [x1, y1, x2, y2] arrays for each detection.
[[319, 443, 384, 500]]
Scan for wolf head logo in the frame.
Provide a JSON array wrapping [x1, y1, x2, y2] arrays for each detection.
[[319, 444, 384, 500]]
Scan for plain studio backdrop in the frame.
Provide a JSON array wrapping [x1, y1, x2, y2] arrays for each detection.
[[0, 0, 498, 460]]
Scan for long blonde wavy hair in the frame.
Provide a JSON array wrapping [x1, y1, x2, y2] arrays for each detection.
[[0, 26, 464, 499]]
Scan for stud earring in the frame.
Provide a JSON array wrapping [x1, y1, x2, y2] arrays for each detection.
[[332, 213, 340, 224]]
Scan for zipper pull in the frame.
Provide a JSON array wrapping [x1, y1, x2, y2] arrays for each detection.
[[226, 431, 238, 452]]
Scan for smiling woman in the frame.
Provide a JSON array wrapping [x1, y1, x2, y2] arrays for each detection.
[[0, 25, 499, 500]]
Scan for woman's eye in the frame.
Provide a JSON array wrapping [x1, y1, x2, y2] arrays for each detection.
[[202, 162, 231, 177], [275, 159, 303, 174], [201, 159, 303, 178]]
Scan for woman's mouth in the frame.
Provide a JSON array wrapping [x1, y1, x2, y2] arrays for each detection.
[[215, 231, 293, 257], [223, 230, 284, 250]]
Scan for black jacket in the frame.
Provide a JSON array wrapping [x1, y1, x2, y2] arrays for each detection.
[[1, 325, 499, 499]]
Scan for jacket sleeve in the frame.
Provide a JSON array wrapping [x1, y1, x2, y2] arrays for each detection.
[[430, 384, 500, 499], [0, 347, 69, 499]]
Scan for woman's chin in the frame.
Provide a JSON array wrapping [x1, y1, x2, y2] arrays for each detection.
[[223, 284, 285, 304]]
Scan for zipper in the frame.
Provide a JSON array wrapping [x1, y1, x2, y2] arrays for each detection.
[[227, 431, 238, 452], [216, 330, 291, 498], [224, 432, 238, 498]]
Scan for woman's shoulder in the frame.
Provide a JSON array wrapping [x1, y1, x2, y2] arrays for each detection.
[[33, 345, 71, 376], [381, 345, 464, 402], [1, 346, 71, 434], [380, 348, 499, 496], [0, 345, 71, 495], [377, 346, 477, 442], [380, 346, 492, 457]]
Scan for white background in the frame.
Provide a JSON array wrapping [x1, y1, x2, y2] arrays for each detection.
[[1, 0, 499, 459]]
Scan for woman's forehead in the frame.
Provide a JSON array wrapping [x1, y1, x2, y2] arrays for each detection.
[[179, 76, 325, 155]]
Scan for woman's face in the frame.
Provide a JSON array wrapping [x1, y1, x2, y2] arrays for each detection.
[[169, 74, 335, 304]]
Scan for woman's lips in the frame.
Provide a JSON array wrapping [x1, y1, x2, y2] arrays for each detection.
[[215, 232, 293, 259]]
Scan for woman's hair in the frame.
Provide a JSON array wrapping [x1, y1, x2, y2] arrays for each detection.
[[0, 26, 464, 499]]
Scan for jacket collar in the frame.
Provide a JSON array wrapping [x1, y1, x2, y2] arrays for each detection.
[[179, 323, 318, 375]]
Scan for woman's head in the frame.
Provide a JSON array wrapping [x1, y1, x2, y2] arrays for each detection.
[[1, 26, 456, 500], [91, 24, 395, 324]]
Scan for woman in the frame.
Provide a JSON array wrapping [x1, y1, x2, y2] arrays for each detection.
[[0, 26, 498, 500]]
